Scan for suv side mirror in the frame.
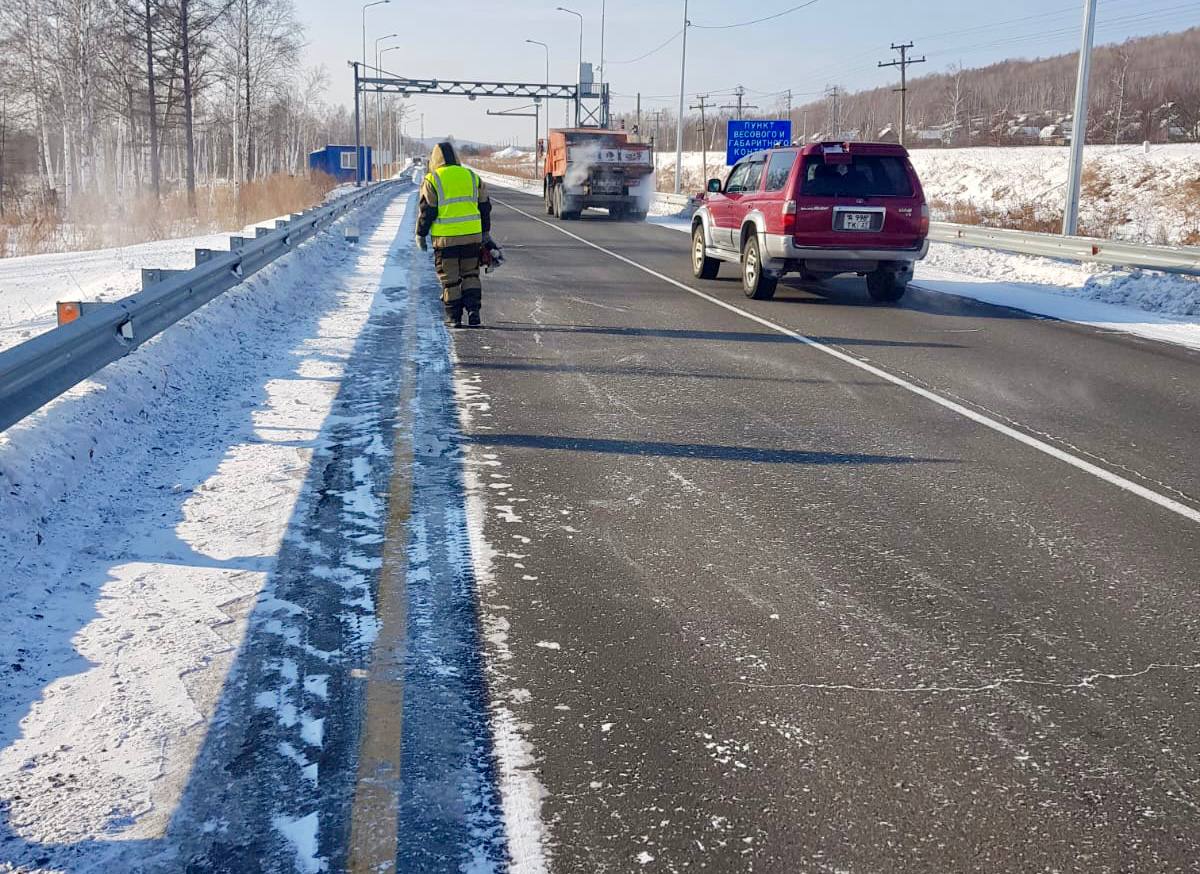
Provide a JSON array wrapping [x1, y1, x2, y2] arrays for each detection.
[[707, 178, 722, 193]]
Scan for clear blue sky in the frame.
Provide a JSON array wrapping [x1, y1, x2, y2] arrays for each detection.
[[295, 0, 1200, 145]]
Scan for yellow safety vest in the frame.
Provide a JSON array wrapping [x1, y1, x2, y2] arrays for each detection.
[[426, 165, 483, 238]]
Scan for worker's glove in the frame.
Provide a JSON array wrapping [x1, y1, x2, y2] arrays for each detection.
[[415, 235, 428, 252]]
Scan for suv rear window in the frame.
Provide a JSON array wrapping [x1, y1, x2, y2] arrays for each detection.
[[799, 155, 914, 198]]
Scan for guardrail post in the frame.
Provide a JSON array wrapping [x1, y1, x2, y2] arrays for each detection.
[[194, 249, 216, 266], [229, 236, 250, 251], [141, 268, 184, 288], [255, 227, 272, 239]]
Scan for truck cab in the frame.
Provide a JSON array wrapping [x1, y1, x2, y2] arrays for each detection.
[[692, 142, 929, 302]]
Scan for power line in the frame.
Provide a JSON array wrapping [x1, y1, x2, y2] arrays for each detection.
[[718, 85, 759, 120], [691, 0, 821, 30], [609, 29, 684, 65]]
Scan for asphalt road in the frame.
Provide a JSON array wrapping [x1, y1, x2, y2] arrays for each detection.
[[452, 187, 1200, 872]]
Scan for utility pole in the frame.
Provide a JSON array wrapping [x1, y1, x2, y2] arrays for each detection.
[[674, 0, 689, 194], [1063, 0, 1098, 236], [785, 88, 793, 127], [879, 42, 925, 147], [636, 92, 641, 138], [690, 94, 709, 184], [352, 62, 362, 186], [825, 85, 842, 139], [600, 0, 606, 91], [720, 85, 757, 121]]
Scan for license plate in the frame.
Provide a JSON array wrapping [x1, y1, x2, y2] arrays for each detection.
[[840, 212, 876, 231]]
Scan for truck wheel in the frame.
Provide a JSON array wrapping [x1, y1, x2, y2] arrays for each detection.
[[552, 186, 562, 218], [741, 235, 777, 300], [610, 207, 625, 221], [866, 270, 907, 303], [692, 225, 720, 280], [545, 182, 554, 215], [627, 211, 647, 222]]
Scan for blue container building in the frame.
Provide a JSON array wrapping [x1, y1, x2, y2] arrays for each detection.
[[308, 145, 373, 183]]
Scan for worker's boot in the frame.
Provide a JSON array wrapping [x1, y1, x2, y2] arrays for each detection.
[[467, 310, 482, 328], [445, 305, 464, 329]]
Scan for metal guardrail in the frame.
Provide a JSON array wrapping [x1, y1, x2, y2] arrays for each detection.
[[928, 222, 1200, 276], [0, 180, 399, 434], [655, 192, 695, 210]]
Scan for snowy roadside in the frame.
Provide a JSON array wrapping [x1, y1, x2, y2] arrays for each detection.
[[0, 184, 410, 869], [0, 216, 298, 355]]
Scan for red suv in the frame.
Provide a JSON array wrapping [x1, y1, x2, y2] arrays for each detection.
[[691, 142, 929, 302]]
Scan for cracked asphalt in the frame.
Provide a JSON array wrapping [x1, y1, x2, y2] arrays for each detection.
[[452, 188, 1200, 872]]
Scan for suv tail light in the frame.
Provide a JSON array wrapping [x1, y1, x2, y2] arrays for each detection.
[[783, 199, 797, 234], [919, 203, 930, 236]]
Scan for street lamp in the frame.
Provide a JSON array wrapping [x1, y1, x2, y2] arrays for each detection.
[[675, 0, 689, 194], [557, 6, 583, 127], [526, 39, 551, 180], [381, 44, 402, 174], [374, 33, 398, 176], [599, 0, 606, 89], [360, 0, 389, 183], [361, 1, 389, 76]]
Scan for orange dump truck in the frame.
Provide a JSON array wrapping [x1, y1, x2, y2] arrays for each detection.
[[542, 129, 655, 221]]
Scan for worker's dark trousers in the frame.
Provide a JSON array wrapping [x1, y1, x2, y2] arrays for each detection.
[[433, 244, 482, 320]]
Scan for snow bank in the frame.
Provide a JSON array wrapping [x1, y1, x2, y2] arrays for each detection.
[[0, 185, 408, 861], [492, 147, 527, 160], [0, 217, 289, 354], [909, 143, 1200, 245]]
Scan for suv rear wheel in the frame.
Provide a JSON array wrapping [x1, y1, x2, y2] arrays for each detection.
[[741, 235, 778, 300], [866, 269, 907, 303], [692, 225, 720, 279]]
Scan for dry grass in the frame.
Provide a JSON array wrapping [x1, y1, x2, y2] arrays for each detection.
[[1, 171, 339, 258], [471, 156, 539, 181]]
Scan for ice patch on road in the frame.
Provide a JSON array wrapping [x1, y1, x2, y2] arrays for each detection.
[[272, 810, 326, 873]]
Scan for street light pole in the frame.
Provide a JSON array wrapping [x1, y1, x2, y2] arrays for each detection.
[[557, 7, 583, 126], [600, 0, 606, 90], [375, 33, 398, 176], [674, 0, 689, 194], [360, 0, 389, 181], [1063, 0, 1098, 236], [381, 43, 401, 175], [526, 39, 551, 182]]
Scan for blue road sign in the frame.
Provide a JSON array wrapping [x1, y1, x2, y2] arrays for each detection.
[[726, 120, 793, 165]]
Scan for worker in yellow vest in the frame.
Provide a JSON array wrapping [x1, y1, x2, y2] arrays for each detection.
[[415, 141, 493, 328]]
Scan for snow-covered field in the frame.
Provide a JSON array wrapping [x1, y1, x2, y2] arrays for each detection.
[[0, 218, 296, 354]]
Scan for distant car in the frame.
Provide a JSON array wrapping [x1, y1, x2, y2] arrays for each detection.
[[691, 142, 929, 302]]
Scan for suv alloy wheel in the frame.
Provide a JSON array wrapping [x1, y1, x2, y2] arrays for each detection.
[[692, 225, 720, 279], [741, 235, 778, 300]]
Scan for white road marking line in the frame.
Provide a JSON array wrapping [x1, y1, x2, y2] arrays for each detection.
[[497, 198, 1200, 527]]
